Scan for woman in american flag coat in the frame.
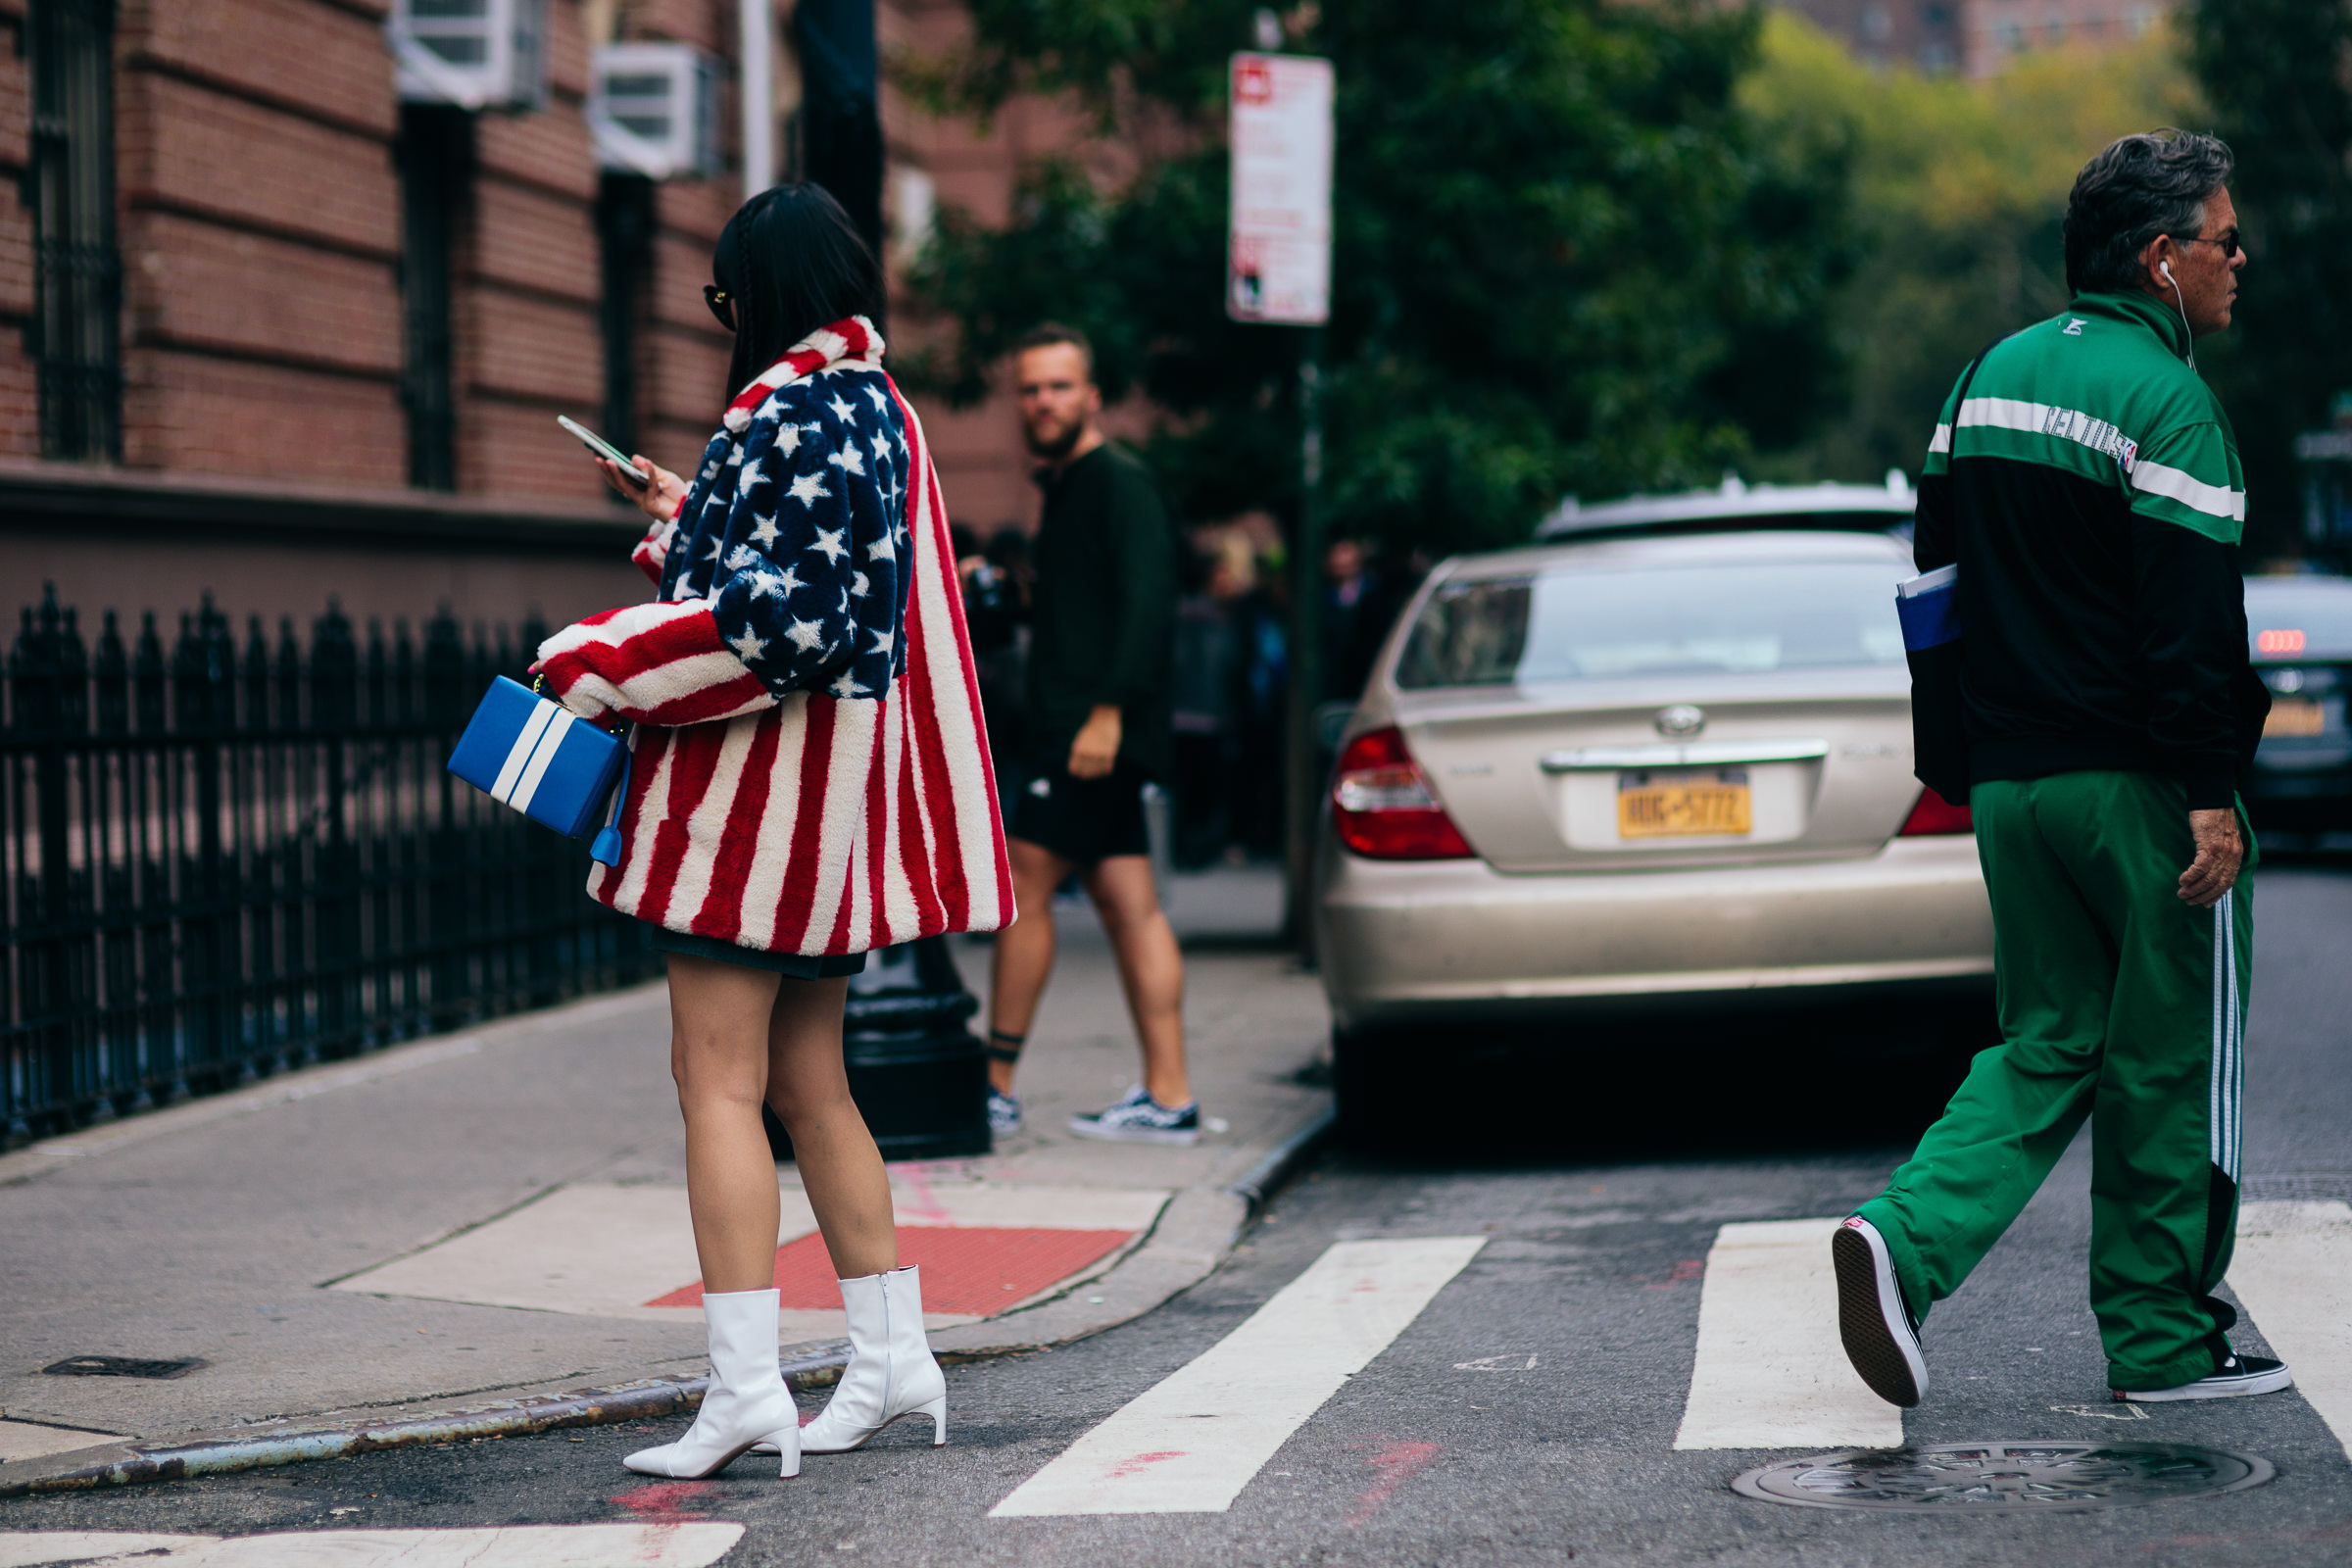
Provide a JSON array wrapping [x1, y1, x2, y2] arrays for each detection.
[[533, 185, 1012, 1481]]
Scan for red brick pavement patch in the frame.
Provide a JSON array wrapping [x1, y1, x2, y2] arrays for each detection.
[[643, 1226, 1137, 1315]]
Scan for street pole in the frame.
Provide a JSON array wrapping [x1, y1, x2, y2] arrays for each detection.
[[1282, 328, 1325, 951], [739, 0, 773, 200], [1226, 45, 1333, 953]]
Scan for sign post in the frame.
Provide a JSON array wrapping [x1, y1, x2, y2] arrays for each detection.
[[1227, 49, 1335, 951]]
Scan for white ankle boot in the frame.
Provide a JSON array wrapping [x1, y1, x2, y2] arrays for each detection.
[[798, 1264, 948, 1453], [624, 1288, 802, 1478]]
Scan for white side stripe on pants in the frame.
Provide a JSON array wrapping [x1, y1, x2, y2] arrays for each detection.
[[2210, 896, 2243, 1180], [989, 1237, 1484, 1516]]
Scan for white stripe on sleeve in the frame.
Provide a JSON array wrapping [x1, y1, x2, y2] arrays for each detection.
[[2132, 459, 2246, 523]]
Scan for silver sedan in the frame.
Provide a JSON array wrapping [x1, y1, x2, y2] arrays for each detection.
[[1315, 502, 1993, 1131]]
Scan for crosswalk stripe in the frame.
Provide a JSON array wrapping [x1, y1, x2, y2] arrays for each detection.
[[989, 1236, 1485, 1517], [1673, 1217, 1905, 1450], [0, 1524, 745, 1567], [2231, 1200, 2352, 1461]]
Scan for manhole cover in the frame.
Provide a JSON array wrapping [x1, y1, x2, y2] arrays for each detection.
[[42, 1354, 208, 1380], [1734, 1442, 2274, 1512]]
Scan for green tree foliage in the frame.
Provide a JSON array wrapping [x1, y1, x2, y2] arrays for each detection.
[[2184, 0, 2352, 559], [902, 0, 1852, 554], [1739, 13, 2200, 489]]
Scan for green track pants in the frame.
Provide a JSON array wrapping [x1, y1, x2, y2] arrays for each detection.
[[1856, 770, 2254, 1392]]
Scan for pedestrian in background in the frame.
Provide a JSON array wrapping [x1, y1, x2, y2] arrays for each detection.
[[1321, 536, 1397, 708], [982, 323, 1203, 1143], [532, 185, 1011, 1479], [1834, 130, 2285, 1410]]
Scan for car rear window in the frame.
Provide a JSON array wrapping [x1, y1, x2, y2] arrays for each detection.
[[1396, 562, 1910, 689]]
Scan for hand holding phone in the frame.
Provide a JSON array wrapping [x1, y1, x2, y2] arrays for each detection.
[[558, 415, 650, 488]]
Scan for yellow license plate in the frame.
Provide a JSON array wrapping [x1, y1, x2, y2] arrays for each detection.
[[2266, 698, 2326, 738], [1618, 773, 1752, 838]]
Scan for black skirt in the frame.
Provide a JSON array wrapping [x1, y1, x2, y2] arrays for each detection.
[[648, 924, 867, 979]]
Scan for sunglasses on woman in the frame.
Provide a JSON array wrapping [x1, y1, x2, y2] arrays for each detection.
[[704, 284, 736, 332]]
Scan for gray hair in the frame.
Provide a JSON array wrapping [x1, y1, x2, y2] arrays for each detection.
[[2063, 129, 2234, 295]]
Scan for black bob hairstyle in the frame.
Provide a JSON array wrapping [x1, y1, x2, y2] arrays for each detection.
[[712, 183, 886, 401]]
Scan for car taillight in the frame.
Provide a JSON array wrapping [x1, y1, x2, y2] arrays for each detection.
[[1898, 788, 1974, 836], [1331, 726, 1476, 859]]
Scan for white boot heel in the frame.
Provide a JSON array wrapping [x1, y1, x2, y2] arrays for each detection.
[[797, 1264, 950, 1454], [624, 1288, 804, 1479]]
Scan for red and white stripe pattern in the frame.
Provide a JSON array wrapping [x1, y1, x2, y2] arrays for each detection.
[[630, 514, 677, 585], [541, 336, 1011, 956]]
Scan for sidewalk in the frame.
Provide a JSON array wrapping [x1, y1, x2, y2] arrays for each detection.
[[0, 865, 1327, 1488]]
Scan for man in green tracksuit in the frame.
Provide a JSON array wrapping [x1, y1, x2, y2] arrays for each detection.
[[1833, 130, 2290, 1407]]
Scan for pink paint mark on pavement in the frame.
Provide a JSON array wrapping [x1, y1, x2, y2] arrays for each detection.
[[1345, 1440, 1442, 1528], [1642, 1258, 1706, 1290], [896, 1162, 954, 1225], [608, 1480, 719, 1523], [1106, 1449, 1186, 1481]]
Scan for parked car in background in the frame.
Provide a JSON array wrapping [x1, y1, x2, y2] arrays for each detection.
[[1313, 478, 1995, 1138], [2243, 574, 2352, 834]]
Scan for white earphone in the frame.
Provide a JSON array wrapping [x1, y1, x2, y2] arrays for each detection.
[[2159, 256, 2194, 369]]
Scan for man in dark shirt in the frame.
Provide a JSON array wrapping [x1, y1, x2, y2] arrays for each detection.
[[983, 324, 1201, 1145]]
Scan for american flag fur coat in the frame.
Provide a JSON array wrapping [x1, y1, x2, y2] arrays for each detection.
[[535, 317, 1012, 956]]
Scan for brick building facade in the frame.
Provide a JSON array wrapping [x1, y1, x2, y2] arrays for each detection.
[[0, 0, 1078, 629], [1773, 0, 2174, 75]]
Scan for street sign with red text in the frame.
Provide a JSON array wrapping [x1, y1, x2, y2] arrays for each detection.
[[1227, 52, 1334, 326]]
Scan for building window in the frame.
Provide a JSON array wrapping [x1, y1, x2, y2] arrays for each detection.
[[396, 105, 473, 491], [26, 0, 122, 463], [594, 172, 656, 497]]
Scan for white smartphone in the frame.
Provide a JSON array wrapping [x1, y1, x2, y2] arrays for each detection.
[[557, 415, 649, 488]]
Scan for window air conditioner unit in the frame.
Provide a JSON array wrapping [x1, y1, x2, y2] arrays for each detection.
[[388, 0, 548, 113], [589, 44, 723, 180]]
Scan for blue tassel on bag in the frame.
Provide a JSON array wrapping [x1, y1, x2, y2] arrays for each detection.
[[590, 745, 631, 866]]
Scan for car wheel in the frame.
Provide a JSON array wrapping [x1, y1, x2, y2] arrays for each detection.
[[1332, 1024, 1409, 1152]]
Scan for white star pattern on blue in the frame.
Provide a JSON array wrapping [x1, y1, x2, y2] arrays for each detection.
[[661, 365, 911, 703]]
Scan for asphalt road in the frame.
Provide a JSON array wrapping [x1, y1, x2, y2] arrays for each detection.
[[7, 864, 2349, 1568]]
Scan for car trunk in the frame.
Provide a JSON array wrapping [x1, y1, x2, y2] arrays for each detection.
[[1396, 672, 1927, 874]]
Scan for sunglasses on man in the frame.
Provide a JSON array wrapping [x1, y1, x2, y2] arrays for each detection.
[[2172, 228, 2242, 261]]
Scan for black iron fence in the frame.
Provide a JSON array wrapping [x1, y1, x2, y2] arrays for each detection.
[[2, 587, 657, 1144]]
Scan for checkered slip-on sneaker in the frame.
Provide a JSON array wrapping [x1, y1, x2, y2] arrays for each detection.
[[2115, 1350, 2293, 1402], [1068, 1085, 1201, 1146], [1832, 1215, 1929, 1408], [986, 1088, 1023, 1138]]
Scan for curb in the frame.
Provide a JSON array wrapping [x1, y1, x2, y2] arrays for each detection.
[[1225, 1104, 1336, 1214], [0, 1102, 1335, 1501], [0, 1344, 844, 1501]]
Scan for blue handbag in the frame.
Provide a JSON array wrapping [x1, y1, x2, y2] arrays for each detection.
[[447, 676, 631, 865]]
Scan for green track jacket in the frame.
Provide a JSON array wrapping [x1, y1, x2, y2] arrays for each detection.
[[1914, 290, 2269, 810]]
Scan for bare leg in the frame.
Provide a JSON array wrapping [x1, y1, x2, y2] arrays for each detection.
[[765, 972, 897, 1279], [986, 837, 1075, 1096], [1083, 854, 1191, 1108], [667, 956, 790, 1295]]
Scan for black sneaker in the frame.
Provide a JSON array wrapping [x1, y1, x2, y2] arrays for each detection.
[[1832, 1215, 1928, 1408], [2115, 1350, 2293, 1402], [1067, 1086, 1201, 1146]]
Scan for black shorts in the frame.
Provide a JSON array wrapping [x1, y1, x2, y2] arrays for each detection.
[[1009, 759, 1152, 865]]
